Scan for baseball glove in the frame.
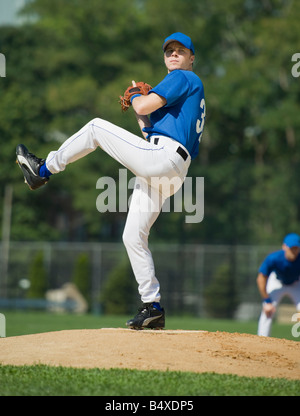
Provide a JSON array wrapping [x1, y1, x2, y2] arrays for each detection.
[[119, 81, 152, 112]]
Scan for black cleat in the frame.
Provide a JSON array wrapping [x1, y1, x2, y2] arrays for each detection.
[[126, 303, 165, 330], [16, 144, 49, 190]]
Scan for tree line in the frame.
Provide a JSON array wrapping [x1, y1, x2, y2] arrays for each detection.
[[0, 0, 300, 246]]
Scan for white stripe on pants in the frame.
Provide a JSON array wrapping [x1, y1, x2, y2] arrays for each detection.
[[46, 117, 191, 303]]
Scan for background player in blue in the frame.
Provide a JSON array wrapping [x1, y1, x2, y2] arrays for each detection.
[[16, 32, 205, 329], [257, 233, 300, 336]]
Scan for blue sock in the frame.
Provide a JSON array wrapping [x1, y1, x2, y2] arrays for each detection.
[[152, 302, 162, 311], [39, 163, 52, 178]]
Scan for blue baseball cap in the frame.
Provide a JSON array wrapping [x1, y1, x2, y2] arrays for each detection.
[[162, 32, 195, 55], [283, 233, 300, 247]]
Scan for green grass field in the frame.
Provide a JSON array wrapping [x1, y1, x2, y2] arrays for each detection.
[[0, 311, 299, 397], [2, 310, 298, 339]]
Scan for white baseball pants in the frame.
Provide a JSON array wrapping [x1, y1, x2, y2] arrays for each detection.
[[257, 272, 300, 336], [45, 118, 191, 303]]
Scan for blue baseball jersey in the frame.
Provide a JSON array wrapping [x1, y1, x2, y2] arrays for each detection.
[[143, 69, 205, 159], [259, 250, 300, 285]]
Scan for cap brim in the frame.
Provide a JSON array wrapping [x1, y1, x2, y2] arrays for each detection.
[[163, 39, 194, 54], [163, 39, 178, 50]]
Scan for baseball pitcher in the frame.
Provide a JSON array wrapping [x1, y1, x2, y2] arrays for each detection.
[[257, 233, 300, 336], [16, 32, 206, 329]]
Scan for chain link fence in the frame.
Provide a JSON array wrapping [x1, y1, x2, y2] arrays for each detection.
[[0, 242, 279, 319]]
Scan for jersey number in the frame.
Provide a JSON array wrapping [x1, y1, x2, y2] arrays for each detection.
[[196, 98, 206, 143]]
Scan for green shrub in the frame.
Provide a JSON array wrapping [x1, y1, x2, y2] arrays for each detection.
[[100, 257, 138, 314], [204, 262, 239, 319], [27, 251, 47, 299], [73, 253, 91, 308]]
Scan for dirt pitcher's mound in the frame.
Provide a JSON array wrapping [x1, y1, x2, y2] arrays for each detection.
[[0, 329, 299, 380]]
